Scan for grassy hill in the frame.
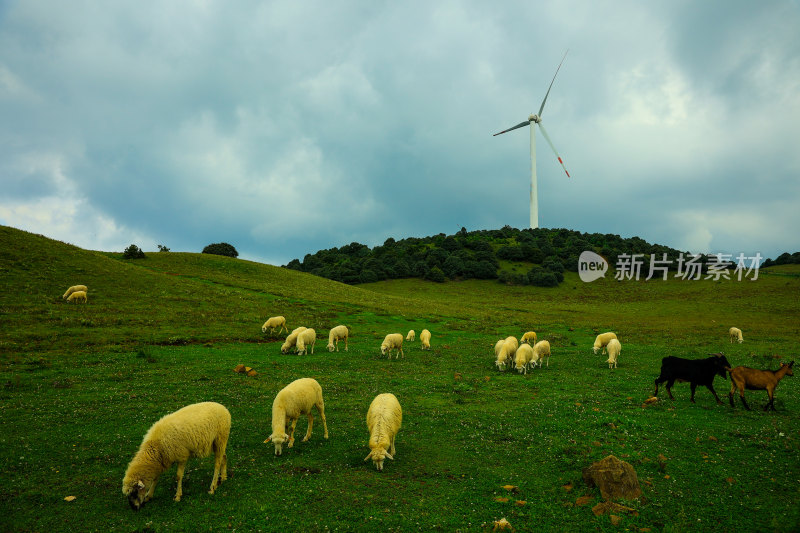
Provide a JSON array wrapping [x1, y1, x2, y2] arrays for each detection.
[[1, 225, 799, 531]]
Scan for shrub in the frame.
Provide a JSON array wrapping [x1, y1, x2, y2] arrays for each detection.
[[202, 242, 238, 258], [157, 244, 170, 252], [426, 266, 446, 283], [528, 268, 559, 287], [122, 244, 146, 259]]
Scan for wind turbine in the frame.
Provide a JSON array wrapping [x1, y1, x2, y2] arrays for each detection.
[[493, 51, 571, 229]]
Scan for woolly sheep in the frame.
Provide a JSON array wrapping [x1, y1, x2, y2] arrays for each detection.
[[593, 332, 617, 354], [295, 328, 317, 355], [420, 329, 431, 350], [66, 291, 87, 304], [729, 327, 743, 344], [406, 330, 416, 342], [264, 378, 329, 456], [262, 316, 288, 335], [364, 393, 402, 471], [495, 336, 518, 371], [606, 338, 621, 369], [327, 325, 349, 352], [122, 402, 230, 510], [515, 343, 539, 374], [533, 340, 551, 368], [62, 285, 87, 299], [494, 339, 508, 370], [521, 331, 537, 345], [281, 327, 307, 354], [381, 333, 404, 359]]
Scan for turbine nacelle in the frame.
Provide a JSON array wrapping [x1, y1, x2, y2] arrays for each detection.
[[528, 114, 541, 124]]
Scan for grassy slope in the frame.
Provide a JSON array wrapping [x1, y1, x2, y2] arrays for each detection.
[[1, 225, 799, 532]]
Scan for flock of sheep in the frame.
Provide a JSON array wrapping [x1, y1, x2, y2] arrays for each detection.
[[56, 283, 766, 510]]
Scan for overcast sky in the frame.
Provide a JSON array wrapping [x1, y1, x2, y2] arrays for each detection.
[[2, 1, 798, 265]]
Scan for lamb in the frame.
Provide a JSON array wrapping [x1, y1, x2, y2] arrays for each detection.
[[729, 361, 794, 411], [533, 340, 551, 368], [515, 343, 539, 374], [62, 285, 87, 299], [495, 336, 518, 371], [264, 378, 329, 456], [593, 332, 618, 354], [295, 328, 317, 355], [281, 327, 307, 354], [606, 339, 621, 369], [122, 402, 230, 510], [364, 393, 402, 471], [261, 316, 288, 335], [66, 291, 87, 304], [521, 331, 537, 345], [420, 329, 431, 350], [406, 330, 416, 342], [381, 333, 404, 359], [327, 325, 349, 352], [729, 327, 744, 343]]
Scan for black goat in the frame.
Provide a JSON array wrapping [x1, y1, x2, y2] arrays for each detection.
[[653, 352, 731, 404]]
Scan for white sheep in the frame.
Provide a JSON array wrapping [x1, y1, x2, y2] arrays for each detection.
[[295, 328, 317, 355], [606, 338, 621, 369], [515, 343, 539, 374], [533, 340, 551, 368], [327, 325, 349, 352], [381, 333, 404, 359], [122, 402, 230, 509], [420, 329, 431, 350], [62, 285, 87, 300], [364, 393, 402, 471], [406, 330, 416, 342], [592, 332, 618, 354], [521, 331, 538, 345], [281, 326, 307, 354], [729, 327, 744, 344], [261, 316, 288, 335], [66, 291, 87, 304], [264, 378, 329, 456], [495, 336, 518, 371]]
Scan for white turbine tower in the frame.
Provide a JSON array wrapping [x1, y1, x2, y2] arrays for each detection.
[[493, 52, 571, 229]]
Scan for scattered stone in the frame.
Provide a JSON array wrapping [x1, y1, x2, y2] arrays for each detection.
[[247, 369, 258, 377], [582, 455, 642, 501], [234, 364, 246, 373], [492, 517, 513, 531], [502, 485, 520, 493]]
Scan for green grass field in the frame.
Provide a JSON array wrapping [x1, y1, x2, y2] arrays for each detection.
[[1, 225, 799, 532]]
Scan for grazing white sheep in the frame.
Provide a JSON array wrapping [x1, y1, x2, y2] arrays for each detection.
[[420, 329, 431, 350], [295, 328, 317, 355], [264, 378, 329, 456], [515, 343, 539, 374], [66, 291, 87, 304], [381, 333, 404, 359], [62, 285, 87, 300], [521, 331, 538, 345], [364, 393, 402, 471], [122, 402, 230, 510], [495, 336, 518, 371], [281, 327, 307, 354], [327, 325, 349, 352], [533, 340, 551, 368], [593, 332, 618, 354], [261, 316, 288, 335], [606, 338, 621, 369], [406, 330, 416, 341], [729, 327, 744, 344]]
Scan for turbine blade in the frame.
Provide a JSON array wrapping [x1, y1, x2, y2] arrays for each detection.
[[537, 122, 570, 178], [538, 50, 569, 117], [492, 120, 530, 136]]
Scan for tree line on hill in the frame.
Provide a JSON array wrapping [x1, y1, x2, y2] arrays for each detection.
[[283, 226, 690, 287]]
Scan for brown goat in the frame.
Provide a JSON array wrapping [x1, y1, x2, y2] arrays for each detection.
[[728, 361, 794, 411]]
